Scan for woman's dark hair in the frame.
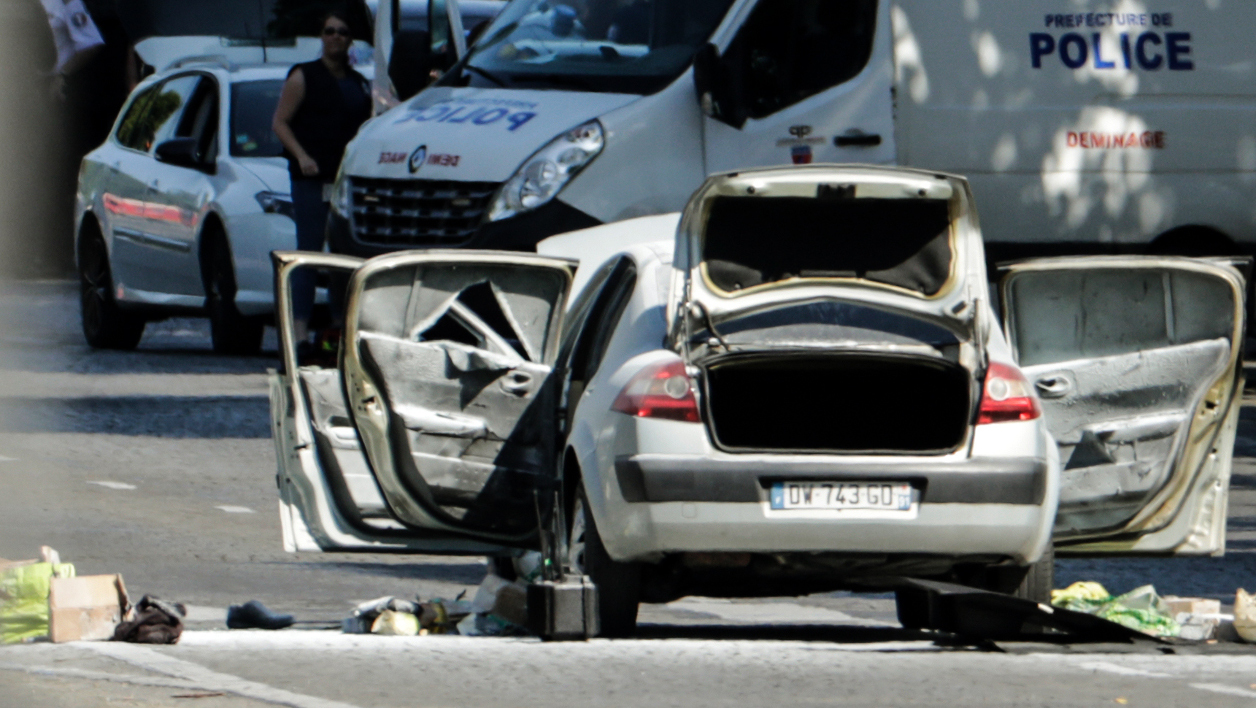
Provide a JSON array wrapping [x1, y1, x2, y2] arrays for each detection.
[[322, 10, 351, 28]]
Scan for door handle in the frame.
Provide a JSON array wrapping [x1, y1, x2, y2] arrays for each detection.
[[835, 133, 882, 148], [501, 371, 533, 395], [1034, 375, 1072, 398]]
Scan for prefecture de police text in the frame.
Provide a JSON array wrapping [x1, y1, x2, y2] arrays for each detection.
[[1031, 14, 1193, 71]]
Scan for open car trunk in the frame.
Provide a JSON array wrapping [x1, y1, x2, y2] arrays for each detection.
[[705, 351, 972, 454]]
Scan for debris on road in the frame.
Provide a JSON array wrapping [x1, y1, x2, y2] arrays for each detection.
[[0, 547, 76, 644], [50, 573, 128, 643], [226, 600, 294, 630], [1052, 582, 1180, 638], [371, 609, 420, 636], [1234, 589, 1256, 643], [112, 594, 185, 644]]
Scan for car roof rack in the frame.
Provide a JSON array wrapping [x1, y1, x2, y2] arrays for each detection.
[[166, 55, 237, 72]]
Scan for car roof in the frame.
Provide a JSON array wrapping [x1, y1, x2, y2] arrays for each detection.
[[151, 60, 290, 83]]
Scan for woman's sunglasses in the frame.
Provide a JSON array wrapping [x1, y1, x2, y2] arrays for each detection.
[[322, 26, 351, 37]]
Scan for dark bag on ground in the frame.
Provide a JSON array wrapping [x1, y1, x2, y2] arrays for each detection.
[[112, 594, 186, 644]]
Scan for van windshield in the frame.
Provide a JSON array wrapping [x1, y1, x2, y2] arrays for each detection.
[[701, 197, 954, 297], [454, 0, 735, 94]]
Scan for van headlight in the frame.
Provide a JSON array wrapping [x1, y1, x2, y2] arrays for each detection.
[[487, 120, 604, 222], [330, 165, 352, 219]]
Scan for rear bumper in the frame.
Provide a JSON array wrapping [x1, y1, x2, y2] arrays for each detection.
[[602, 454, 1052, 564], [614, 454, 1048, 505]]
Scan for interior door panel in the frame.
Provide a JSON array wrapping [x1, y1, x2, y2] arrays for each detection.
[[342, 252, 576, 543], [1002, 258, 1245, 555]]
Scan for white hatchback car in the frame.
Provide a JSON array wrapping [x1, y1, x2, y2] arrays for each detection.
[[75, 60, 296, 353], [269, 166, 1245, 636]]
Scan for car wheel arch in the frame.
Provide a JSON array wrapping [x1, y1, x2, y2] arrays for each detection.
[[197, 213, 231, 289]]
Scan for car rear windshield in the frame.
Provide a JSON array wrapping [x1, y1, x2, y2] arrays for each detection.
[[701, 196, 954, 296], [230, 80, 284, 158]]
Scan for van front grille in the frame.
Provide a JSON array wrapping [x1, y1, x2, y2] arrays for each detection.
[[349, 177, 499, 247]]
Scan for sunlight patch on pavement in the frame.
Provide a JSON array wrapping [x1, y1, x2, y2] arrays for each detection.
[[215, 505, 255, 514]]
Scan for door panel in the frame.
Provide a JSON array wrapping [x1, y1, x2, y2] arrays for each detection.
[[703, 0, 895, 173], [342, 252, 576, 543], [1001, 258, 1245, 555], [108, 74, 204, 297], [269, 251, 511, 554]]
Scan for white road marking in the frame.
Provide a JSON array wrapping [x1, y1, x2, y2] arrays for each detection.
[[1077, 661, 1173, 679], [88, 481, 136, 490], [85, 643, 365, 708], [0, 455, 16, 462], [0, 662, 202, 691], [1191, 683, 1256, 699], [215, 505, 255, 514]]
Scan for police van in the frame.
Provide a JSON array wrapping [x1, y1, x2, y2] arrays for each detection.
[[335, 0, 1256, 260]]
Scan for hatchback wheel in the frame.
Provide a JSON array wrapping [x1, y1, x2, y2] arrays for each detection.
[[568, 485, 641, 637], [79, 233, 144, 350], [206, 236, 263, 355]]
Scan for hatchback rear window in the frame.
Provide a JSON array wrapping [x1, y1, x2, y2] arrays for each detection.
[[701, 196, 953, 296]]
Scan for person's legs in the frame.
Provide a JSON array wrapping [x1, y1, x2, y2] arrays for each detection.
[[289, 179, 329, 347]]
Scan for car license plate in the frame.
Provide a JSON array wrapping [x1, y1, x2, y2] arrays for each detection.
[[770, 482, 913, 512]]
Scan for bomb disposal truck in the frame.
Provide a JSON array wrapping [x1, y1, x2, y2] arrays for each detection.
[[333, 0, 1256, 260]]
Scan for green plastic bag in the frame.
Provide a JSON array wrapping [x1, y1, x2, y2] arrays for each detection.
[[1051, 581, 1181, 638], [0, 562, 76, 644]]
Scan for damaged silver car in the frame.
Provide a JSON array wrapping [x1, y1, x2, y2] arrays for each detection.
[[268, 165, 1246, 636]]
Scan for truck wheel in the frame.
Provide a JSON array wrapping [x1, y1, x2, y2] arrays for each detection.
[[205, 235, 263, 355], [569, 485, 641, 637], [79, 232, 145, 350]]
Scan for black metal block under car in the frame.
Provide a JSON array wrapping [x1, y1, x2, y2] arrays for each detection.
[[526, 576, 599, 641]]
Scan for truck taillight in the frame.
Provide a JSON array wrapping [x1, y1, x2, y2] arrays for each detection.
[[611, 359, 700, 423], [977, 362, 1042, 425]]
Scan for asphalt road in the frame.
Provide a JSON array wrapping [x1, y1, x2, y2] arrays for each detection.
[[5, 279, 1256, 708]]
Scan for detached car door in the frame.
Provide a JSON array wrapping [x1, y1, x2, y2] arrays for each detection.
[[1000, 257, 1246, 556], [269, 250, 575, 554]]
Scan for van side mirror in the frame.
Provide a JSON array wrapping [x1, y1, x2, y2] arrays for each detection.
[[390, 29, 433, 102], [155, 138, 210, 171], [692, 43, 746, 129]]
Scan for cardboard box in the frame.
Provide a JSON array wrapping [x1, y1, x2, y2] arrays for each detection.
[[48, 575, 128, 643]]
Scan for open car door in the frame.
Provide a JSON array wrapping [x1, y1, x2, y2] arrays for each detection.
[[1000, 257, 1246, 556], [339, 250, 576, 545], [269, 251, 571, 554]]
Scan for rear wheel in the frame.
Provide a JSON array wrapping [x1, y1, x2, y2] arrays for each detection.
[[205, 234, 263, 355], [568, 485, 641, 637], [79, 231, 144, 350], [1011, 545, 1054, 605]]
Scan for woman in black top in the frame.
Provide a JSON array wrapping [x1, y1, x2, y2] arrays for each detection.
[[272, 11, 370, 352]]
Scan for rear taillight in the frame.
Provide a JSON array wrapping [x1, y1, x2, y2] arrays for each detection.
[[611, 359, 700, 423], [977, 362, 1042, 425]]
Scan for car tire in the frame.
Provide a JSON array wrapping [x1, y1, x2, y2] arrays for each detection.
[[79, 231, 145, 350], [569, 485, 641, 638], [1011, 544, 1054, 605], [205, 234, 263, 355]]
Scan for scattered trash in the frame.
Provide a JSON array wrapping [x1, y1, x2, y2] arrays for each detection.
[[0, 547, 76, 644], [1051, 582, 1180, 638], [226, 600, 294, 630], [1164, 596, 1226, 642], [113, 595, 186, 645], [1233, 589, 1256, 643], [50, 574, 129, 643], [371, 609, 420, 636]]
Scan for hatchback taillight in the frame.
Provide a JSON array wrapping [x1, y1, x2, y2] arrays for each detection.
[[611, 359, 700, 423], [977, 362, 1042, 425]]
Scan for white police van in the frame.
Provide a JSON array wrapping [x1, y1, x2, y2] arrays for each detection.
[[333, 0, 1256, 261]]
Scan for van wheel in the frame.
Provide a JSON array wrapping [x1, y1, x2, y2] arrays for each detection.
[[79, 232, 145, 350], [205, 235, 263, 355], [568, 485, 641, 637]]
